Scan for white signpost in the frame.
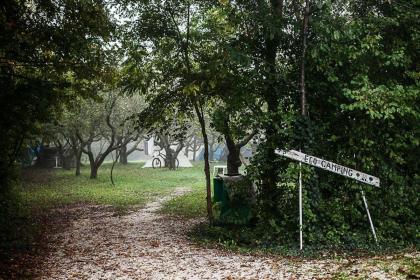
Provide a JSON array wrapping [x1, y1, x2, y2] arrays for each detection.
[[275, 149, 380, 249], [275, 149, 380, 187]]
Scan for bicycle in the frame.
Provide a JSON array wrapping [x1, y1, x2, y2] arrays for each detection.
[[152, 150, 180, 169]]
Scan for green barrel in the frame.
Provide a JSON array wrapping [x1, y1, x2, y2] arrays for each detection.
[[214, 175, 254, 225], [213, 176, 224, 203], [213, 176, 230, 216]]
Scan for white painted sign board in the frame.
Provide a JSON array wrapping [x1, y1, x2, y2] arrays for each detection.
[[275, 149, 380, 187]]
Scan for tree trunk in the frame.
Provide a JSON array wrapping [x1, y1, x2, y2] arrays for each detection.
[[300, 0, 310, 117], [183, 4, 212, 221], [164, 147, 175, 170], [75, 150, 82, 176], [119, 144, 128, 164], [87, 151, 98, 179], [90, 164, 98, 179], [225, 135, 241, 175], [194, 102, 213, 223], [226, 150, 241, 175]]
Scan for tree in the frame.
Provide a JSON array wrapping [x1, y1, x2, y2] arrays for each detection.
[[185, 135, 203, 162], [120, 0, 217, 221], [207, 57, 261, 174], [183, 123, 203, 161], [115, 98, 146, 165], [118, 139, 143, 164], [48, 91, 143, 179], [0, 0, 115, 188], [83, 92, 143, 179], [154, 132, 185, 170], [213, 105, 259, 174]]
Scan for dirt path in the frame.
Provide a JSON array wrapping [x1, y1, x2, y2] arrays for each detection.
[[37, 188, 418, 280]]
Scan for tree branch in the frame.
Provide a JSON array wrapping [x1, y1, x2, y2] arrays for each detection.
[[237, 130, 258, 148]]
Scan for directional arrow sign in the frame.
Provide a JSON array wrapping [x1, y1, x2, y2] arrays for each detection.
[[275, 149, 380, 187]]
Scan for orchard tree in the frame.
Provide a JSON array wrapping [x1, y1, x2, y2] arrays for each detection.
[[136, 96, 190, 170], [118, 139, 143, 164], [154, 132, 185, 170], [51, 91, 143, 179], [183, 121, 203, 161], [82, 92, 143, 179]]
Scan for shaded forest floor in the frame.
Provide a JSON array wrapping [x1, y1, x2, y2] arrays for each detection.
[[3, 189, 419, 279]]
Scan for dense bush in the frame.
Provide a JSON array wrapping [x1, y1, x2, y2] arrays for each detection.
[[221, 1, 420, 249], [0, 169, 37, 257]]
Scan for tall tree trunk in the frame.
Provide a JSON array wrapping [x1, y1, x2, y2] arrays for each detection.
[[194, 102, 213, 223], [90, 165, 98, 179], [225, 135, 241, 175], [183, 3, 212, 222], [119, 144, 128, 164], [87, 151, 98, 179], [300, 0, 310, 117], [75, 149, 82, 176], [164, 146, 176, 170]]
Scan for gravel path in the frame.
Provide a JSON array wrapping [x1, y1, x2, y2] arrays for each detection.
[[37, 188, 418, 280]]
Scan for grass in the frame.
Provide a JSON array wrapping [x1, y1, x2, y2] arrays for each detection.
[[20, 162, 206, 212], [160, 188, 207, 218]]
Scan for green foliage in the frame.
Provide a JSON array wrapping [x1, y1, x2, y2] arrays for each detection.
[[156, 0, 419, 249], [1, 0, 418, 255], [0, 0, 115, 189], [302, 1, 419, 246], [242, 0, 420, 248], [0, 171, 36, 255], [223, 176, 255, 206]]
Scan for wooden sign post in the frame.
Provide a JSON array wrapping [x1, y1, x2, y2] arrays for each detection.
[[275, 149, 380, 249]]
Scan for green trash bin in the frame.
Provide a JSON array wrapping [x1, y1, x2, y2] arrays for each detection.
[[214, 175, 255, 225], [213, 176, 230, 213], [213, 176, 224, 203]]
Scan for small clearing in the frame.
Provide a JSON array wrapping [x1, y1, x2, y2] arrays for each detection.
[[35, 188, 418, 280]]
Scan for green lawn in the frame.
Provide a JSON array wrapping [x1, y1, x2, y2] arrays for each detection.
[[159, 188, 207, 218], [20, 162, 207, 212]]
